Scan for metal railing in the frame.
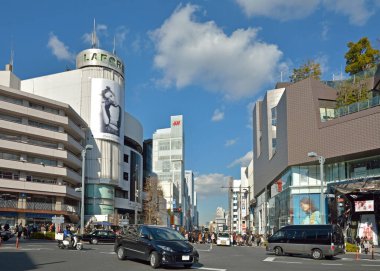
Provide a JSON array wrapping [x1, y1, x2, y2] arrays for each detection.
[[0, 199, 18, 208], [26, 202, 55, 211]]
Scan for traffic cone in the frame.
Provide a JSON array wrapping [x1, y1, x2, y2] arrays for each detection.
[[356, 247, 360, 261]]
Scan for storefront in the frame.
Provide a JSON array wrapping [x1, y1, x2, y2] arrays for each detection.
[[328, 178, 380, 245]]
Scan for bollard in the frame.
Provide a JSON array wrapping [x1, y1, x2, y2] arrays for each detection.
[[16, 237, 19, 249], [0, 236, 2, 247], [372, 244, 375, 260]]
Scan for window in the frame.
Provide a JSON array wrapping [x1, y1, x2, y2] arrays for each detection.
[[0, 94, 22, 105], [0, 114, 22, 124], [304, 230, 316, 240], [28, 120, 59, 132], [316, 230, 329, 240], [271, 107, 277, 126], [124, 154, 129, 163], [29, 102, 59, 115], [123, 172, 129, 181]]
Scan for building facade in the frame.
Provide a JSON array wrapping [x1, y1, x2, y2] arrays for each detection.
[[253, 71, 380, 245], [152, 115, 185, 227], [19, 47, 143, 225], [0, 65, 87, 226]]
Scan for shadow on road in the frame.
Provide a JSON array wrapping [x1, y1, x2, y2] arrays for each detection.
[[0, 251, 41, 271]]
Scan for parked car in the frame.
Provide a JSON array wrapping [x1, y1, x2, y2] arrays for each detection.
[[82, 230, 116, 244], [0, 230, 13, 241], [216, 232, 231, 246], [114, 225, 199, 269]]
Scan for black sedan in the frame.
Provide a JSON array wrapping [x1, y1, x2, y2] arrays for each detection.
[[82, 230, 116, 244], [114, 225, 199, 269]]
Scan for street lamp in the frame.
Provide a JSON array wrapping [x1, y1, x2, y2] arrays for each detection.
[[308, 151, 325, 224], [80, 144, 93, 235]]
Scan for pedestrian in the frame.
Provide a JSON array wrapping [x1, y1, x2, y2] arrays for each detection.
[[16, 223, 23, 248], [363, 238, 370, 254]]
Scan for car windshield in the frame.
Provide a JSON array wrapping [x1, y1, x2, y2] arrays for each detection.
[[218, 233, 229, 238], [149, 227, 186, 241]]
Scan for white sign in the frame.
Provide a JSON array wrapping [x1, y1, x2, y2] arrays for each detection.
[[52, 216, 64, 224]]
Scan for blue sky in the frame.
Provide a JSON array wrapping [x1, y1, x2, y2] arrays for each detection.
[[1, 0, 379, 225]]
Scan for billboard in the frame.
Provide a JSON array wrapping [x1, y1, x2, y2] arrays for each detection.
[[355, 200, 374, 212], [292, 193, 323, 225], [90, 78, 123, 143], [358, 214, 378, 245]]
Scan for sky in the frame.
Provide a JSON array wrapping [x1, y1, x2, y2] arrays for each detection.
[[1, 0, 379, 225]]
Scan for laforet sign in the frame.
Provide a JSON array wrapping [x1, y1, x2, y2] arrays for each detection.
[[76, 49, 125, 77]]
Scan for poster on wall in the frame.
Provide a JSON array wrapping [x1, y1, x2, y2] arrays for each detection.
[[292, 194, 323, 225], [90, 78, 123, 143], [355, 200, 374, 212], [358, 214, 378, 246]]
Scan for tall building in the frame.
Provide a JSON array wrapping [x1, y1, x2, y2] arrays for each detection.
[[0, 64, 87, 226], [152, 115, 185, 226], [228, 178, 241, 233], [18, 35, 143, 225], [185, 170, 195, 230], [253, 69, 380, 244]]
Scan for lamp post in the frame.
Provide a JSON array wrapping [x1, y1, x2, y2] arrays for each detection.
[[308, 152, 325, 224], [80, 144, 93, 235]]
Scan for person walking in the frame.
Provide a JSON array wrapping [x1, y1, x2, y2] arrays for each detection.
[[16, 223, 23, 248], [363, 238, 370, 254]]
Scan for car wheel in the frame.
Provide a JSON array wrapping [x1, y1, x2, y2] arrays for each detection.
[[91, 238, 98, 245], [184, 264, 193, 268], [116, 246, 127, 261], [149, 251, 160, 269], [311, 249, 323, 260], [274, 247, 283, 256]]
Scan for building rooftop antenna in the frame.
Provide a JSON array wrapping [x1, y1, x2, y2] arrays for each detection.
[[113, 36, 116, 55], [91, 18, 97, 48]]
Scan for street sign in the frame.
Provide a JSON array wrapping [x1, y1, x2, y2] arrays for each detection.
[[52, 216, 64, 224]]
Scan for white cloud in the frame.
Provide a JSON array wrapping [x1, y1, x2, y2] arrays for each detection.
[[321, 21, 329, 40], [47, 33, 75, 62], [235, 0, 319, 21], [195, 173, 231, 198], [211, 109, 224, 122], [315, 54, 329, 76], [150, 4, 284, 100], [322, 0, 375, 26], [228, 151, 253, 168], [235, 0, 378, 26], [225, 138, 238, 147]]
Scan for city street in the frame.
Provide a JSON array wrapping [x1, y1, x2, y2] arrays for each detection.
[[1, 238, 380, 271]]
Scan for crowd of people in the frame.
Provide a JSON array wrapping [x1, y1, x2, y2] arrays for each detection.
[[180, 230, 267, 247], [0, 222, 58, 239], [355, 236, 373, 254]]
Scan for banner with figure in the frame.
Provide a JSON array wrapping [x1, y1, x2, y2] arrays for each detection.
[[292, 194, 322, 225], [358, 214, 378, 246], [90, 78, 123, 143]]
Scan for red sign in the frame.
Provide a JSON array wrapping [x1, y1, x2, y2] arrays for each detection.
[[172, 120, 181, 126], [277, 180, 282, 192]]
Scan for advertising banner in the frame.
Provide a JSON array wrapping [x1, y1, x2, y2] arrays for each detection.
[[358, 214, 378, 245], [292, 193, 322, 225], [90, 78, 123, 143], [355, 200, 374, 212]]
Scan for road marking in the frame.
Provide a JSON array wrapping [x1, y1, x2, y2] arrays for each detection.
[[263, 257, 301, 264], [321, 263, 343, 266], [194, 267, 227, 271], [197, 244, 213, 252], [272, 261, 302, 264], [362, 264, 380, 267], [100, 252, 116, 254], [263, 257, 275, 262]]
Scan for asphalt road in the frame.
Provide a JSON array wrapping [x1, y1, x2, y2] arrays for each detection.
[[1, 238, 379, 271]]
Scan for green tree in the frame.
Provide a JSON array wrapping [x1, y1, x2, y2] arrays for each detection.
[[290, 60, 321, 83], [345, 37, 380, 75], [336, 77, 369, 107]]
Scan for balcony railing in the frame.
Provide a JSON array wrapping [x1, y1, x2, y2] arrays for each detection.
[[0, 199, 18, 208], [26, 202, 56, 211]]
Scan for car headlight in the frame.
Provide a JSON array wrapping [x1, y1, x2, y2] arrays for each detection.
[[157, 245, 175, 252]]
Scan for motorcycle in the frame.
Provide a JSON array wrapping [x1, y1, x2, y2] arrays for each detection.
[[57, 234, 83, 250]]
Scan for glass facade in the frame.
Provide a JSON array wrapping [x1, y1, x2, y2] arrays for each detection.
[[85, 184, 114, 215], [267, 155, 380, 232]]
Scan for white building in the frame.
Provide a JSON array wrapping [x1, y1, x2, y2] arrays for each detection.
[[19, 45, 143, 224], [152, 115, 185, 226], [185, 170, 195, 230], [229, 178, 241, 233]]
